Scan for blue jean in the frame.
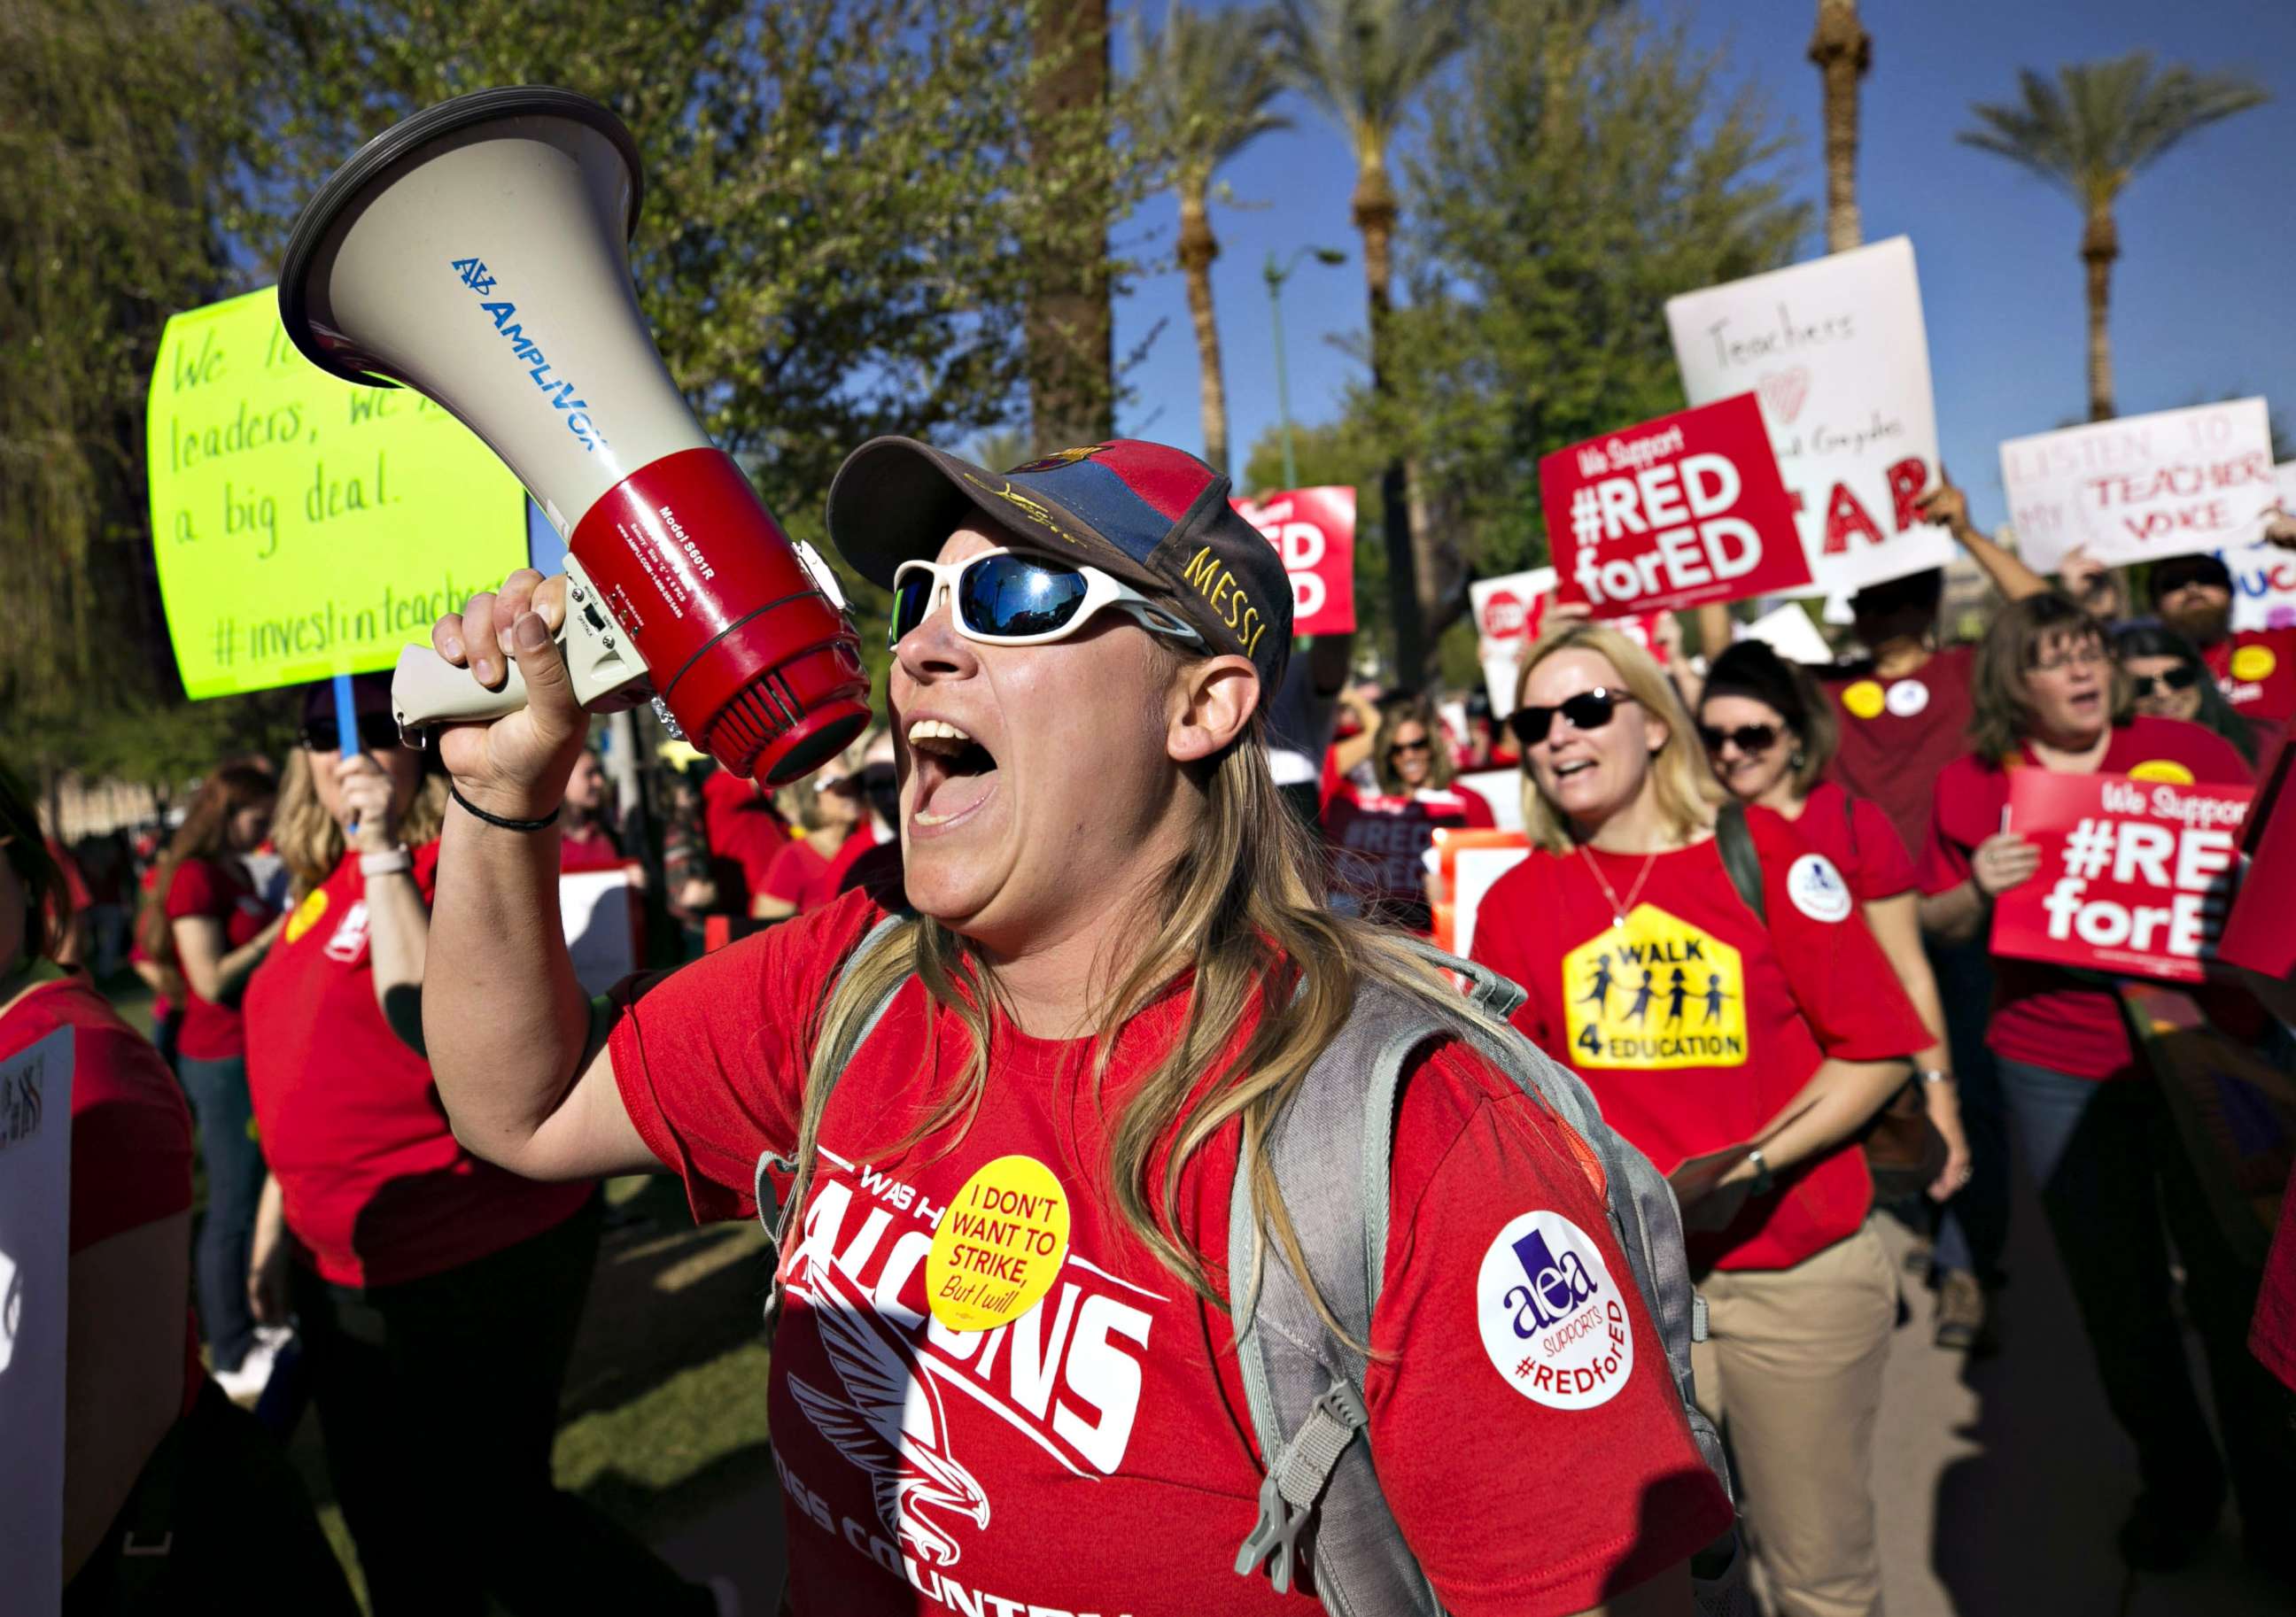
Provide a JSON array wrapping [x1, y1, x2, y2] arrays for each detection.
[[178, 1053, 267, 1373], [1928, 939, 2009, 1284], [1999, 1058, 2296, 1523]]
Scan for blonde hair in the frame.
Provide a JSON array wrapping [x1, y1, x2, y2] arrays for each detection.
[[274, 747, 448, 901], [1514, 622, 1721, 855], [780, 707, 1516, 1334]]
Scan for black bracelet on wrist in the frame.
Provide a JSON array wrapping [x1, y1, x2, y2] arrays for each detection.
[[449, 783, 559, 833]]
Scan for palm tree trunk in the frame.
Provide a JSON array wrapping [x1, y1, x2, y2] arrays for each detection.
[[1353, 146, 1425, 688], [1176, 183, 1229, 478], [1808, 0, 1871, 254], [1026, 0, 1114, 450], [2083, 208, 2118, 421]]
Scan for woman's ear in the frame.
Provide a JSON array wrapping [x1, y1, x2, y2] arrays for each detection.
[[1168, 656, 1260, 763]]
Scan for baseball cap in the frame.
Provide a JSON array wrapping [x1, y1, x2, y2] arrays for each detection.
[[826, 437, 1293, 692], [2149, 552, 2233, 600]]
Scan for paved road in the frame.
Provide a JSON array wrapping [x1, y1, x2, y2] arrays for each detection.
[[653, 1162, 2292, 1615]]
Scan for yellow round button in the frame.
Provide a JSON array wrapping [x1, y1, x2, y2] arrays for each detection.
[[283, 886, 330, 945], [1842, 680, 1886, 720], [2230, 644, 2276, 683], [927, 1155, 1072, 1332], [2128, 760, 2195, 785]]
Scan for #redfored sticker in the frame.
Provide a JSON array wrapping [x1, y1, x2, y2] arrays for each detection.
[[1476, 1210, 1635, 1410]]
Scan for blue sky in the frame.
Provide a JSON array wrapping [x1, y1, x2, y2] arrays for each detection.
[[1110, 0, 2296, 533]]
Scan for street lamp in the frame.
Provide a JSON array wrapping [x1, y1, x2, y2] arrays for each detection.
[[1264, 245, 1347, 491]]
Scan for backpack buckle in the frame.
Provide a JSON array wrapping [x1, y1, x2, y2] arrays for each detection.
[[1233, 1381, 1369, 1596]]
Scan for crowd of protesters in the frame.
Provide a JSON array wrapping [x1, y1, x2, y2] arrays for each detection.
[[10, 439, 2296, 1617]]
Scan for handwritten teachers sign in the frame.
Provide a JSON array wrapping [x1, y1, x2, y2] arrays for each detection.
[[1540, 393, 1810, 618], [1232, 485, 1357, 635], [1999, 398, 2278, 575], [145, 287, 528, 699], [1666, 237, 1952, 599]]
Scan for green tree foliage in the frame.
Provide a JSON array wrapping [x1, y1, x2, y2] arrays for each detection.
[[4, 0, 1141, 786], [1959, 53, 2266, 421], [1386, 0, 1808, 581]]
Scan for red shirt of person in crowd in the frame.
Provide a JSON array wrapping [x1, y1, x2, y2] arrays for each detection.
[[1820, 646, 1975, 860], [757, 768, 880, 919], [610, 890, 1729, 1616], [1922, 719, 2249, 1082], [1475, 803, 1925, 1272], [2153, 552, 2296, 723], [245, 838, 586, 1288], [556, 747, 632, 874], [1321, 703, 1494, 932], [702, 766, 790, 912]]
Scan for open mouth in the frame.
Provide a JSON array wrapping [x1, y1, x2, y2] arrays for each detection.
[[907, 717, 999, 829], [1553, 758, 1598, 784]]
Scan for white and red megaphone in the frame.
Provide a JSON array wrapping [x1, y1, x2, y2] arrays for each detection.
[[278, 86, 870, 784]]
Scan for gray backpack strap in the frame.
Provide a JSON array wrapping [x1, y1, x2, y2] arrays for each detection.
[[1232, 942, 1745, 1614], [1229, 972, 1444, 1615], [756, 913, 911, 1315]]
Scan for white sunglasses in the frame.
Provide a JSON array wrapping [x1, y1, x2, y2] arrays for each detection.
[[888, 548, 1207, 651]]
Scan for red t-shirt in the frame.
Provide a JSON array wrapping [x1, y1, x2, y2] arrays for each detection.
[[559, 822, 628, 873], [1321, 784, 1496, 932], [608, 893, 1731, 1615], [1919, 716, 2252, 1081], [764, 826, 880, 915], [2203, 626, 2296, 722], [164, 856, 273, 1061], [1470, 812, 1929, 1273], [1818, 644, 1976, 859], [242, 844, 590, 1287], [2254, 1177, 2296, 1394], [5, 973, 201, 1414], [703, 770, 790, 911], [1779, 781, 1919, 904]]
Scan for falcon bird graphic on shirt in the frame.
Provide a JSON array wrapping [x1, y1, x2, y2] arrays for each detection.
[[784, 1249, 991, 1567]]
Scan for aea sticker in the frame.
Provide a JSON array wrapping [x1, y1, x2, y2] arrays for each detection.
[[2231, 644, 2277, 684], [1842, 680, 1886, 721], [1787, 853, 1853, 923], [1476, 1211, 1634, 1410], [1883, 678, 1930, 717]]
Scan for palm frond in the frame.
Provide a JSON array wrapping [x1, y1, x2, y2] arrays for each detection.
[[1271, 0, 1465, 143], [1126, 0, 1292, 186], [1959, 50, 2267, 214]]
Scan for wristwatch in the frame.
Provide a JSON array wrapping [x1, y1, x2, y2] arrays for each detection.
[[360, 847, 413, 878], [1744, 1146, 1773, 1196]]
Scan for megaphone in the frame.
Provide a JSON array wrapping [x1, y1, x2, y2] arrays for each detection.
[[277, 86, 870, 785]]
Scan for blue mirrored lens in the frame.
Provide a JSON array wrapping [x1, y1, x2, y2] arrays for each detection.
[[959, 554, 1089, 639], [889, 575, 936, 646]]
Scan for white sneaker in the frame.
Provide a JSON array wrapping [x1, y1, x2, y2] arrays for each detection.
[[211, 1337, 278, 1403], [254, 1323, 295, 1352]]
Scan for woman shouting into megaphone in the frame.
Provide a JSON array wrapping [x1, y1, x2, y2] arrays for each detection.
[[422, 437, 1735, 1617]]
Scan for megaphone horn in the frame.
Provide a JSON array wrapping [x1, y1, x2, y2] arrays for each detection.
[[278, 86, 870, 785]]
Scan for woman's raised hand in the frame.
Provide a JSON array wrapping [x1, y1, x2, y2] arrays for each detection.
[[1971, 830, 2039, 898], [428, 569, 588, 821]]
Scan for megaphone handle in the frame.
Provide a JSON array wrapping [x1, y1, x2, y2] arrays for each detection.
[[392, 643, 531, 729], [390, 555, 647, 738]]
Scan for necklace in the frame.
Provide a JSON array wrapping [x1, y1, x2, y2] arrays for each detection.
[[1577, 842, 1660, 932]]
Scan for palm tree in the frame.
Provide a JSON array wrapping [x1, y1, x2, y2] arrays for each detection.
[[1276, 0, 1462, 685], [1808, 0, 1870, 253], [1128, 2, 1290, 478], [1961, 54, 2265, 422]]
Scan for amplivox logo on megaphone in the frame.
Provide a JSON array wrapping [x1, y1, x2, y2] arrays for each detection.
[[278, 85, 870, 784]]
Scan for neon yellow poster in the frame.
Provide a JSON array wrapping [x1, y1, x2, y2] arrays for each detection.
[[145, 287, 527, 699]]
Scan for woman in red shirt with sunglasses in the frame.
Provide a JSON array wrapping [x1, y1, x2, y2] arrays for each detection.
[[1320, 698, 1493, 932], [1471, 622, 1928, 1617]]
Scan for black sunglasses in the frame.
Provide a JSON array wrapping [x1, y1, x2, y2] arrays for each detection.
[[298, 712, 403, 754], [2129, 665, 2202, 700], [1697, 722, 1780, 755], [1389, 737, 1434, 756], [1507, 688, 1638, 747]]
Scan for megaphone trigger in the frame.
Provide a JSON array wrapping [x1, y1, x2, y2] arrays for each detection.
[[391, 554, 650, 740]]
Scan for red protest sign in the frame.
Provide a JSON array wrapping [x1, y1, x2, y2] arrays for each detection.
[[1234, 486, 1355, 635], [1991, 770, 2253, 985], [1540, 393, 1811, 619]]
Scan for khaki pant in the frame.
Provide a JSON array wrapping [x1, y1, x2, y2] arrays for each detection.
[[1692, 1221, 1897, 1617]]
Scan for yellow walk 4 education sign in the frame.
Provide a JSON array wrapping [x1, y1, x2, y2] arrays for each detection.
[[145, 287, 527, 699], [1562, 905, 1748, 1069]]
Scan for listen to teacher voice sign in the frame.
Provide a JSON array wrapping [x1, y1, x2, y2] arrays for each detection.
[[1540, 393, 1810, 618], [146, 286, 529, 699]]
